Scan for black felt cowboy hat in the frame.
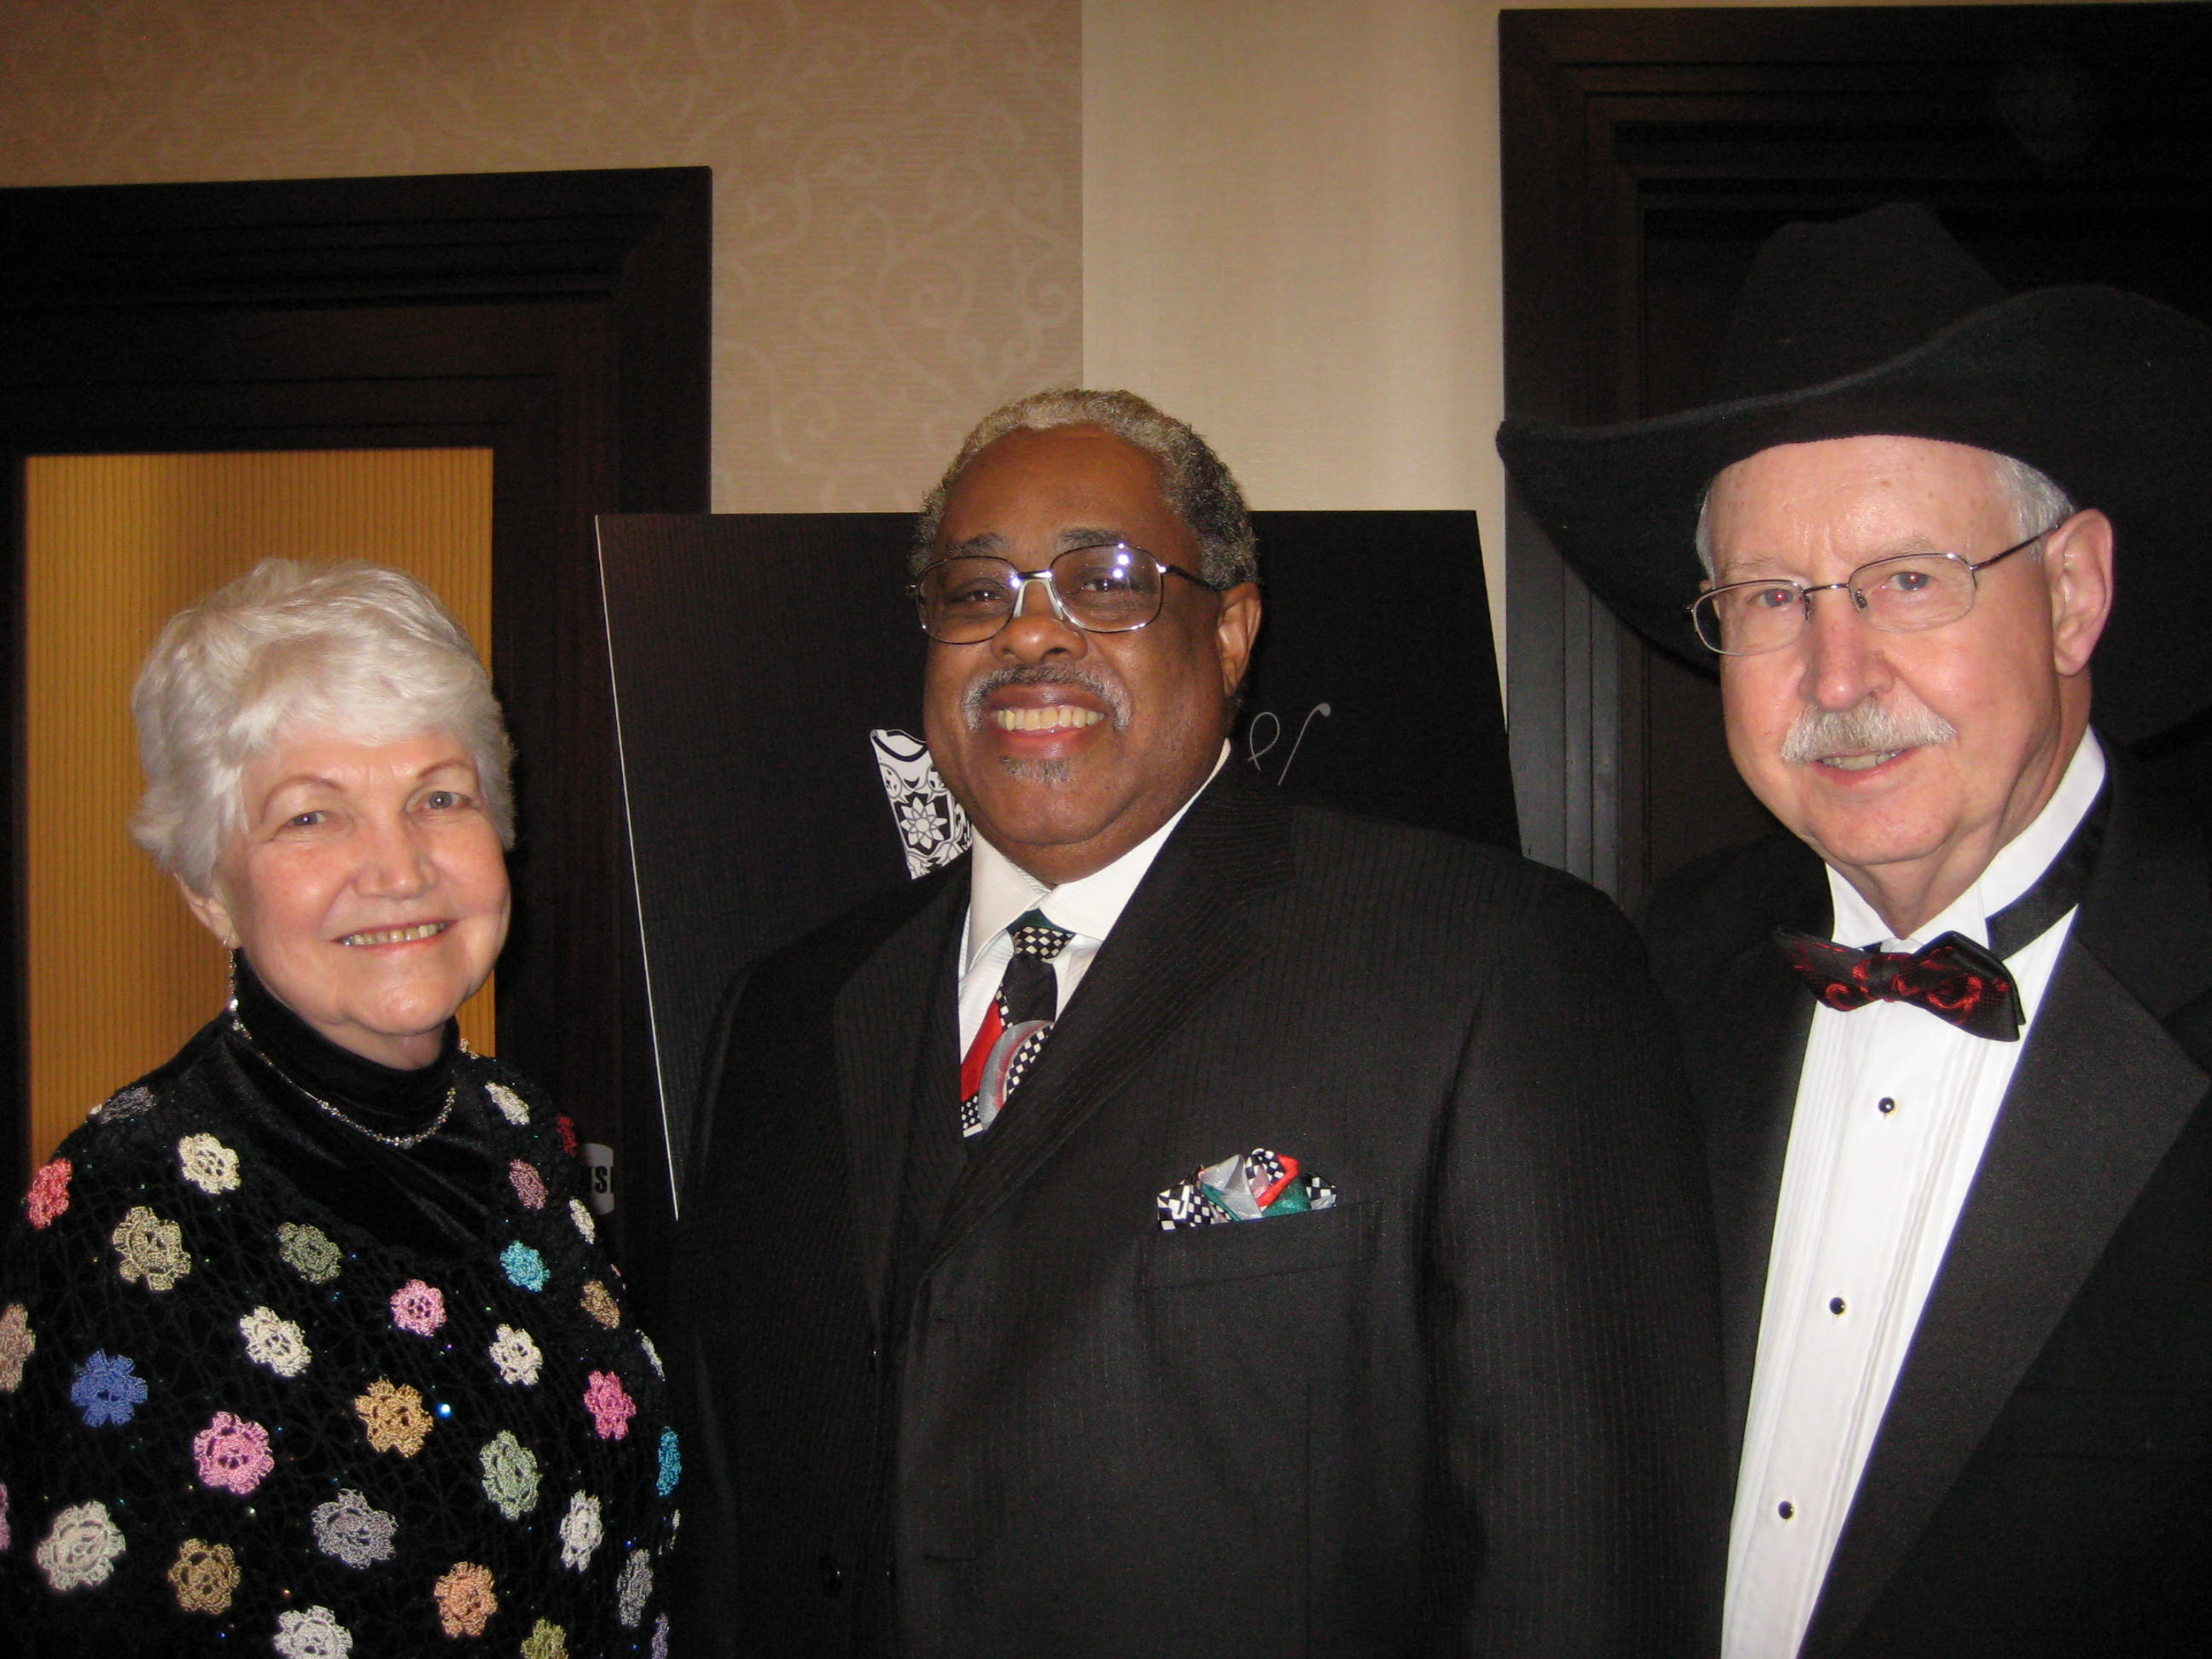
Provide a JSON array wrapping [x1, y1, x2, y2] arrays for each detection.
[[1495, 202, 2212, 745]]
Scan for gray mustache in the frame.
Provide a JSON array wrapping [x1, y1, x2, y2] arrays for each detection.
[[1781, 700, 1957, 765], [960, 665, 1132, 732]]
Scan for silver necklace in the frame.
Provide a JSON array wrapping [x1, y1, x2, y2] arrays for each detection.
[[229, 1005, 457, 1151]]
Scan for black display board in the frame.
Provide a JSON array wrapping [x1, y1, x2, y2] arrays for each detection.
[[597, 509, 1511, 1207]]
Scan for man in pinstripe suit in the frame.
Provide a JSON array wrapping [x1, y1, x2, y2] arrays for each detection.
[[676, 389, 1723, 1657]]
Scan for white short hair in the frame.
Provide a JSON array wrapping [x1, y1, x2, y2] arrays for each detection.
[[131, 559, 515, 894]]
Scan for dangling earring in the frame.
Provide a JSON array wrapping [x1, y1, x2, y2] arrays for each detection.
[[226, 950, 241, 1019]]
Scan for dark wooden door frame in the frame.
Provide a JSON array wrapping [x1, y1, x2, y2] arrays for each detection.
[[0, 168, 710, 1294], [1501, 3, 2212, 905]]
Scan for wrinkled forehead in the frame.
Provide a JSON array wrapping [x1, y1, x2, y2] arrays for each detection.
[[1705, 435, 2020, 573]]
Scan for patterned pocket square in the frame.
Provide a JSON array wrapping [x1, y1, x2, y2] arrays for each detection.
[[1155, 1147, 1338, 1231]]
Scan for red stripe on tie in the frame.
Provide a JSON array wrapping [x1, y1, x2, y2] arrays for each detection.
[[961, 999, 1005, 1103]]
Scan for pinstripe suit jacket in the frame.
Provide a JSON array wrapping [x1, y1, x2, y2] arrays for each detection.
[[675, 768, 1725, 1656]]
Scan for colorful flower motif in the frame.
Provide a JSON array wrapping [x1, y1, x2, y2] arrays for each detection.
[[636, 1328, 665, 1379], [434, 1560, 498, 1637], [0, 1302, 33, 1393], [656, 1427, 682, 1498], [273, 1604, 353, 1658], [35, 1499, 125, 1591], [653, 1612, 671, 1659], [177, 1132, 242, 1196], [487, 1081, 530, 1126], [355, 1377, 434, 1457], [193, 1410, 275, 1494], [568, 1197, 596, 1243], [94, 1083, 155, 1122], [521, 1619, 569, 1659], [556, 1491, 602, 1570], [240, 1305, 311, 1377], [69, 1349, 149, 1427], [277, 1220, 344, 1283], [554, 1114, 579, 1156], [584, 1370, 636, 1441], [579, 1279, 620, 1330], [508, 1159, 548, 1210], [501, 1242, 548, 1292], [388, 1278, 447, 1336], [615, 1546, 653, 1627], [488, 1324, 541, 1387], [311, 1488, 397, 1568], [26, 1157, 71, 1228], [479, 1429, 540, 1520], [113, 1204, 191, 1290], [168, 1537, 240, 1613]]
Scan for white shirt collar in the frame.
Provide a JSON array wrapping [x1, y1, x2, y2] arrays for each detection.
[[964, 742, 1231, 970], [1829, 729, 2108, 952]]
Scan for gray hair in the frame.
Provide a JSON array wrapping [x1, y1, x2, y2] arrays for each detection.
[[131, 559, 515, 894], [912, 388, 1259, 589], [1988, 452, 2077, 544], [1693, 445, 2078, 577]]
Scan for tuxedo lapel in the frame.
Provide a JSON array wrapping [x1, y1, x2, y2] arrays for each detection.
[[833, 869, 967, 1339], [1704, 940, 1815, 1454], [1691, 844, 1829, 1454], [2070, 760, 2212, 1044], [929, 768, 1295, 1260], [1804, 768, 2212, 1657]]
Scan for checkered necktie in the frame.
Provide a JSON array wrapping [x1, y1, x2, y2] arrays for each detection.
[[959, 909, 1073, 1137]]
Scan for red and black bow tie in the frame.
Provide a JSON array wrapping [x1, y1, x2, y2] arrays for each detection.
[[1772, 779, 2110, 1043], [1774, 929, 2022, 1040]]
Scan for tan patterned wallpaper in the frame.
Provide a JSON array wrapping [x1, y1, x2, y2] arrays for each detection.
[[0, 0, 1081, 512]]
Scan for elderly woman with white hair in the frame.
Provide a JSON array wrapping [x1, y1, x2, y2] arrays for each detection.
[[0, 562, 678, 1656]]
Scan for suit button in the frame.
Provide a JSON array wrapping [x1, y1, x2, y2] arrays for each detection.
[[866, 1345, 881, 1374], [818, 1552, 843, 1597]]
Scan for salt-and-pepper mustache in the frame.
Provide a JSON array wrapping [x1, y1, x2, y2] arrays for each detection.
[[961, 665, 1131, 732], [1781, 700, 1958, 765]]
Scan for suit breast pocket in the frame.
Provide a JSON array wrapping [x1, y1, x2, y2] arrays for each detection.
[[1137, 1200, 1378, 1290]]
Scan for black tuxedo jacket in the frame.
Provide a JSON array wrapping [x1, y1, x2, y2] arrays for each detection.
[[674, 770, 1725, 1657], [1642, 761, 2212, 1657]]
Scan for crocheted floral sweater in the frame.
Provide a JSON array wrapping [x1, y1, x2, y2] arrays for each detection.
[[0, 1021, 679, 1657]]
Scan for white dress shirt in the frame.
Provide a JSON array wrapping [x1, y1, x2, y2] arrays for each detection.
[[1722, 731, 2108, 1659], [957, 744, 1229, 1052]]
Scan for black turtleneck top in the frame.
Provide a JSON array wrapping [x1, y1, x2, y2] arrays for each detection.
[[224, 951, 505, 1254]]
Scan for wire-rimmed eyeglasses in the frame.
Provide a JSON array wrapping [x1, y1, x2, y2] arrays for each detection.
[[910, 543, 1219, 644], [1688, 527, 2059, 657]]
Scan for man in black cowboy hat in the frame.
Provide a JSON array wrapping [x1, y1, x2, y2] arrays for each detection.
[[1500, 202, 2212, 1658]]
